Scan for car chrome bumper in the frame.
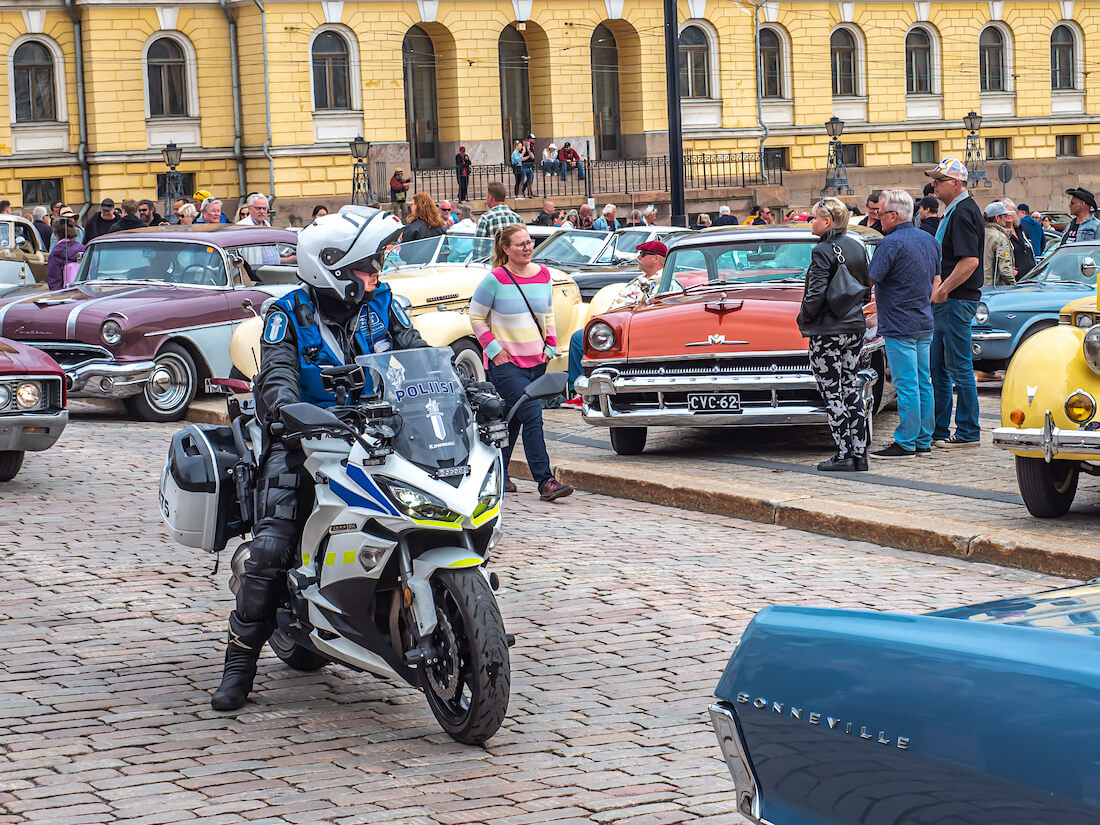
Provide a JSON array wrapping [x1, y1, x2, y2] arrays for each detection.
[[993, 410, 1100, 460], [67, 360, 156, 399], [0, 409, 69, 452], [709, 703, 764, 824]]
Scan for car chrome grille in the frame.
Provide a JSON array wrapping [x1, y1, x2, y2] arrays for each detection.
[[26, 342, 112, 370], [610, 356, 812, 378]]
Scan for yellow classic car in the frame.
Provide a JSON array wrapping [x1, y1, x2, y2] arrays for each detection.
[[993, 256, 1100, 516]]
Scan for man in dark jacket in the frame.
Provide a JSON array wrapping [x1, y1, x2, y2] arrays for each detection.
[[531, 200, 557, 227], [83, 198, 119, 243], [211, 206, 426, 713], [917, 196, 941, 235], [455, 146, 472, 203], [138, 199, 169, 226], [109, 199, 145, 233]]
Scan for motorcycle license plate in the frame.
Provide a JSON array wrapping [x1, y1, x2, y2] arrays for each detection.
[[687, 393, 741, 412]]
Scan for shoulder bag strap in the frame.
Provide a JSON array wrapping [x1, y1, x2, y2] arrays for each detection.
[[496, 266, 547, 348]]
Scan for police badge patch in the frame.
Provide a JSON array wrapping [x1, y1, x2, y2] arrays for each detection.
[[263, 310, 289, 344], [392, 299, 412, 328]]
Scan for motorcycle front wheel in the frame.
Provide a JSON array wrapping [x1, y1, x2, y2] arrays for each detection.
[[421, 568, 510, 745]]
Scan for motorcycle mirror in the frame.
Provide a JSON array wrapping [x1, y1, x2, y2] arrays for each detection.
[[1082, 257, 1097, 280], [524, 372, 567, 400]]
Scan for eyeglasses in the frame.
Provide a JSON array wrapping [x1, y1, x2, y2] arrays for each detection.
[[510, 241, 535, 249]]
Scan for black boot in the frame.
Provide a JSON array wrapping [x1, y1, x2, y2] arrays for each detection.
[[211, 613, 269, 711], [817, 454, 855, 472], [852, 454, 868, 472]]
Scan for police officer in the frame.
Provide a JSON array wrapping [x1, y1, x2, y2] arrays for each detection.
[[213, 206, 426, 711]]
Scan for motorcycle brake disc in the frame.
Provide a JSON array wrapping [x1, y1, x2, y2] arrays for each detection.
[[427, 610, 461, 701]]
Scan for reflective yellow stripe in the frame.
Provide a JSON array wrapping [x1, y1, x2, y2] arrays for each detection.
[[410, 517, 464, 530], [447, 557, 483, 568], [471, 505, 500, 528], [324, 552, 336, 566], [302, 551, 312, 565], [342, 549, 357, 565]]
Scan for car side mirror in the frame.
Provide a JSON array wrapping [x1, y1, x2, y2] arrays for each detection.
[[1081, 257, 1097, 280], [16, 240, 33, 254]]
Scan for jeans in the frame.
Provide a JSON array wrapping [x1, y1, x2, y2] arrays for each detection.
[[883, 334, 933, 450], [541, 160, 560, 176], [521, 166, 535, 195], [512, 166, 523, 197], [567, 329, 583, 394], [931, 299, 980, 442], [488, 360, 553, 485]]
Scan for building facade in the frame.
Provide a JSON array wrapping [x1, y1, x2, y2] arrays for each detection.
[[3, 0, 1098, 220]]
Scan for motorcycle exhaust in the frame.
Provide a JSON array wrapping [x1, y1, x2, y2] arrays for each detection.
[[227, 542, 252, 595]]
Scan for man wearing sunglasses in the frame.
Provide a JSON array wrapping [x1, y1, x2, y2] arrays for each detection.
[[212, 206, 426, 712]]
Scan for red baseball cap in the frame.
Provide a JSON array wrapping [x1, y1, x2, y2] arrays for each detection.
[[635, 240, 668, 257]]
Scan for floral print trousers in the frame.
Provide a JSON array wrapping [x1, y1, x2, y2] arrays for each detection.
[[808, 333, 868, 459]]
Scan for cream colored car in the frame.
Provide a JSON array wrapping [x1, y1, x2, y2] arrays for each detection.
[[0, 215, 48, 288]]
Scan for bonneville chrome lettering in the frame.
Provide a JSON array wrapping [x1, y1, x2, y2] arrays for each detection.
[[827, 717, 840, 730], [897, 737, 910, 750], [753, 697, 767, 709], [878, 732, 890, 745], [736, 692, 750, 704], [809, 712, 821, 725], [790, 707, 802, 720], [771, 702, 783, 714]]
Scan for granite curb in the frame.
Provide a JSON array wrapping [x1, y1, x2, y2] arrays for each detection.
[[180, 401, 1099, 582]]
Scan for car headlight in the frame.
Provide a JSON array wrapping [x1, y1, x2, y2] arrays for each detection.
[[587, 321, 617, 352], [1077, 313, 1096, 330], [101, 319, 123, 345], [974, 302, 989, 325], [15, 382, 41, 409], [0, 385, 10, 409], [377, 477, 461, 524], [1065, 389, 1097, 424], [473, 462, 502, 518], [1083, 325, 1100, 375]]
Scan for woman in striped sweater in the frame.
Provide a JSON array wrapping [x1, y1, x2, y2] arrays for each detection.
[[470, 224, 573, 502]]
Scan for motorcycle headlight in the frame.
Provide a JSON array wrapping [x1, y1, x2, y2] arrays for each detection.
[[1077, 313, 1096, 330], [1083, 325, 1100, 376], [587, 321, 617, 352], [0, 385, 9, 409], [974, 302, 989, 325], [377, 477, 461, 524], [101, 319, 123, 345], [473, 461, 502, 519], [15, 382, 40, 409]]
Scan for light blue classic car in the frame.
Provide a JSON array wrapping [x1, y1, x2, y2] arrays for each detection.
[[972, 240, 1099, 371], [710, 580, 1100, 825]]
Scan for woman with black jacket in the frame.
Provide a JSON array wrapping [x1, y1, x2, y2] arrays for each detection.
[[797, 197, 872, 472]]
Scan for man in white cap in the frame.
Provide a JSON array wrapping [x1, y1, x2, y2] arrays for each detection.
[[982, 200, 1015, 287], [925, 157, 984, 448]]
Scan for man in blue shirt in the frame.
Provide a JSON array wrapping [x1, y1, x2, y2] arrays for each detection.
[[868, 188, 941, 458]]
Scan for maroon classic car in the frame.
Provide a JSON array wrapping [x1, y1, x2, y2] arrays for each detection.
[[575, 225, 886, 455], [0, 226, 298, 421], [0, 336, 67, 480]]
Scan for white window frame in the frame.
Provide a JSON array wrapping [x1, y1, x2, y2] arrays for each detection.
[[829, 24, 865, 98], [758, 24, 791, 100], [1050, 20, 1084, 91], [678, 19, 720, 102], [142, 31, 200, 119], [8, 34, 67, 126], [904, 24, 940, 96], [308, 24, 362, 113], [978, 22, 1014, 94]]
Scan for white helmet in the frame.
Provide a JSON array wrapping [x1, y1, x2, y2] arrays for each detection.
[[296, 205, 402, 303]]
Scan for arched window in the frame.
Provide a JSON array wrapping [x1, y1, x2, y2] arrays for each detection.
[[312, 31, 350, 110], [905, 28, 932, 94], [979, 26, 1005, 92], [147, 37, 187, 117], [13, 41, 55, 122], [679, 25, 710, 98], [591, 24, 621, 159], [759, 28, 783, 99], [1051, 24, 1076, 90], [404, 26, 439, 168], [830, 28, 857, 96], [499, 26, 531, 153]]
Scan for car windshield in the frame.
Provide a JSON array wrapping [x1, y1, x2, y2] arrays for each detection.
[[0, 223, 8, 246], [595, 230, 652, 263], [383, 236, 494, 270], [658, 238, 816, 293], [532, 231, 609, 265], [1017, 243, 1100, 284], [79, 241, 228, 286]]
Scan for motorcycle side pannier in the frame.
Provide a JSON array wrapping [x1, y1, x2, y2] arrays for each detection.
[[160, 424, 245, 552]]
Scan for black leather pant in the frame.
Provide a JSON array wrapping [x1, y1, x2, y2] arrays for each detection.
[[233, 442, 304, 633]]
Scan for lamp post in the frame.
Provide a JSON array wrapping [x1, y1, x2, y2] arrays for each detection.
[[663, 0, 686, 226], [161, 143, 186, 222], [963, 110, 991, 187], [821, 117, 853, 196], [350, 135, 373, 205]]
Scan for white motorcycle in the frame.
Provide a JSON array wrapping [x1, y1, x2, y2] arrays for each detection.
[[159, 346, 564, 744]]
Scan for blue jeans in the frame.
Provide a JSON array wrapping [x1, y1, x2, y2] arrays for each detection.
[[931, 299, 980, 442], [883, 334, 933, 450], [567, 329, 583, 394], [488, 361, 552, 485]]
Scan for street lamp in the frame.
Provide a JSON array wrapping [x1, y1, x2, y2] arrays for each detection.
[[161, 142, 186, 222], [963, 110, 992, 187], [350, 135, 373, 205], [821, 117, 853, 195]]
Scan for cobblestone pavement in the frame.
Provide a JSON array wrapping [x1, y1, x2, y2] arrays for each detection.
[[0, 409, 1071, 824], [546, 384, 1100, 551]]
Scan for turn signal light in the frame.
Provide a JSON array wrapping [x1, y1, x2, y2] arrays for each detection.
[[403, 587, 413, 607], [1065, 390, 1097, 424], [1009, 409, 1026, 427]]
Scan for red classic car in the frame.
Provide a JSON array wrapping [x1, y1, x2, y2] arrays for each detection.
[[0, 336, 67, 480], [0, 226, 298, 421], [574, 225, 885, 455]]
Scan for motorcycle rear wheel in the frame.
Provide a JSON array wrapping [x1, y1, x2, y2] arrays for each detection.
[[421, 568, 510, 745], [269, 628, 329, 672]]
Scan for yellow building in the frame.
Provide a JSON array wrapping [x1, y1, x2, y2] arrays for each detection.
[[2, 0, 1099, 220]]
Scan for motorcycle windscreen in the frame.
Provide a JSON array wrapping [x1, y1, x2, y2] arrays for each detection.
[[356, 347, 472, 473]]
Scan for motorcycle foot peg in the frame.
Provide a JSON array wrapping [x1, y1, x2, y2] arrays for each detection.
[[505, 633, 516, 648]]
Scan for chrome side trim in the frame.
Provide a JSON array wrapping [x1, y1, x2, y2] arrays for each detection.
[[0, 290, 47, 331], [709, 703, 763, 824], [145, 319, 241, 338], [582, 405, 827, 428], [583, 350, 809, 366], [66, 286, 149, 338], [580, 372, 820, 395], [972, 331, 1012, 341], [992, 410, 1100, 460]]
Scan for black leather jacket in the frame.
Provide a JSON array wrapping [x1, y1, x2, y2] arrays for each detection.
[[797, 228, 871, 337]]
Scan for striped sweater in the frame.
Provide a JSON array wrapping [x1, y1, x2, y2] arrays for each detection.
[[470, 266, 557, 367]]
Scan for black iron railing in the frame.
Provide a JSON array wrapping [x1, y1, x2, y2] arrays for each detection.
[[396, 151, 783, 204]]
